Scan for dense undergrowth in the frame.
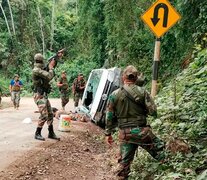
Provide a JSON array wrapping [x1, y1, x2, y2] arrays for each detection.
[[0, 1, 206, 178], [0, 73, 9, 96], [130, 49, 207, 179]]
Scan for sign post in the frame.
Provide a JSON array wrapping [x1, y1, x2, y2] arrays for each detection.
[[151, 38, 161, 97], [141, 0, 181, 97]]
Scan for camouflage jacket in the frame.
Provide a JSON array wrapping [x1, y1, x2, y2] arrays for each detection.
[[32, 63, 54, 94], [73, 78, 85, 93], [105, 84, 157, 135], [58, 77, 69, 92]]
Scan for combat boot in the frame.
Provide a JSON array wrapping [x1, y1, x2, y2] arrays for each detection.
[[35, 127, 45, 141], [48, 125, 60, 140]]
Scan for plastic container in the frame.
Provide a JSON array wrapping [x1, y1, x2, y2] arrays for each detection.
[[75, 105, 89, 114], [58, 114, 71, 132]]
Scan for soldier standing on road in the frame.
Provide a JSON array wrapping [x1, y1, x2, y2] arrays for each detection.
[[57, 71, 70, 110], [72, 73, 86, 108], [9, 74, 23, 110], [32, 53, 60, 141], [105, 65, 165, 180]]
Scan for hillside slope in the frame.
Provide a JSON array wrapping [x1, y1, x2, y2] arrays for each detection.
[[130, 49, 207, 180]]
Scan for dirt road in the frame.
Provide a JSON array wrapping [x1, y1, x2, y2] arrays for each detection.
[[0, 97, 117, 180]]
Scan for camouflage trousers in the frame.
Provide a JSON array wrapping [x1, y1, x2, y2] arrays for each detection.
[[74, 92, 83, 107], [11, 91, 21, 108], [116, 126, 165, 179], [60, 91, 69, 109], [34, 93, 53, 128]]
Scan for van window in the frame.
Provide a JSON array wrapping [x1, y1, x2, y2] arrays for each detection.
[[83, 69, 104, 108]]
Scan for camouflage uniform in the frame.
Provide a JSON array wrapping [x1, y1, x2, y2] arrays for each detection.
[[32, 53, 60, 141], [72, 74, 86, 107], [58, 73, 69, 110], [105, 65, 165, 179]]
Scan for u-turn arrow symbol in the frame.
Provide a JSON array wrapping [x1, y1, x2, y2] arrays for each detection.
[[151, 3, 169, 27]]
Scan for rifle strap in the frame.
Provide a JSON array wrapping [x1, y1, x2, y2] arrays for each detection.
[[121, 85, 144, 109]]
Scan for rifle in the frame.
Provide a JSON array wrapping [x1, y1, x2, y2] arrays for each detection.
[[44, 48, 66, 71]]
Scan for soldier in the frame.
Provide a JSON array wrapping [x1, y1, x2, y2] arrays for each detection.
[[9, 74, 23, 110], [32, 53, 60, 141], [105, 65, 165, 179], [72, 73, 86, 108], [57, 71, 69, 110]]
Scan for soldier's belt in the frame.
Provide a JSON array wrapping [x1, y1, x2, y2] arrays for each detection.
[[119, 116, 146, 122], [118, 116, 146, 126], [118, 126, 154, 143]]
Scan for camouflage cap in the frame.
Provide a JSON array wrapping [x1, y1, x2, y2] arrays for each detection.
[[123, 65, 138, 79], [78, 73, 83, 76], [62, 71, 66, 74], [34, 53, 44, 62]]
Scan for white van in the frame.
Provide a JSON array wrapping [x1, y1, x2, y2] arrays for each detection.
[[82, 67, 121, 128]]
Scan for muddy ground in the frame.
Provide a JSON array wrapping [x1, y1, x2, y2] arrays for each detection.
[[0, 122, 118, 180], [0, 98, 118, 180]]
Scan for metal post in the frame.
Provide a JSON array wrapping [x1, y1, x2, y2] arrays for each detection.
[[151, 38, 161, 98]]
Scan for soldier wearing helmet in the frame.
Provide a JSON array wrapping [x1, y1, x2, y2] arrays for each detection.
[[105, 65, 165, 179], [34, 53, 44, 62], [32, 53, 60, 141]]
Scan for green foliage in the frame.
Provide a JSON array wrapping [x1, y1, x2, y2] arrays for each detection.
[[1, 0, 207, 96], [0, 0, 77, 97], [54, 12, 77, 49], [130, 49, 207, 179], [0, 72, 9, 95], [73, 0, 106, 67], [102, 0, 207, 84], [0, 1, 207, 178]]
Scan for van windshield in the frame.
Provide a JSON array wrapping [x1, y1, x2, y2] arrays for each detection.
[[83, 69, 104, 108], [91, 70, 103, 98]]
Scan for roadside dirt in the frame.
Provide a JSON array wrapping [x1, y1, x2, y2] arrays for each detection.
[[0, 97, 118, 180], [0, 121, 118, 180], [0, 100, 12, 109]]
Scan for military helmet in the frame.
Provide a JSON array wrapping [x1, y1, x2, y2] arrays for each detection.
[[34, 53, 44, 63], [123, 65, 138, 80]]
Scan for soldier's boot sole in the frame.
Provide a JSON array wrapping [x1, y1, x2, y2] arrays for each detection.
[[48, 135, 60, 141], [35, 135, 45, 141]]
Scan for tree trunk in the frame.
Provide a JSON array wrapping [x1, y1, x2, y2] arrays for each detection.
[[37, 5, 45, 55], [7, 0, 15, 35], [0, 3, 12, 36], [50, 0, 56, 50]]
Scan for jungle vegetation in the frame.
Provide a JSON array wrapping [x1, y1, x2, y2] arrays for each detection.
[[0, 0, 206, 179]]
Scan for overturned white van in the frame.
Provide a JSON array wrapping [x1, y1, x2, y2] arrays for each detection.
[[81, 67, 121, 128]]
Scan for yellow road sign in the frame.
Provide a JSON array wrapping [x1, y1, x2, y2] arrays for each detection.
[[141, 0, 181, 37]]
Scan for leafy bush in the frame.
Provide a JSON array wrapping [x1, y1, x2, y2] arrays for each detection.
[[130, 49, 207, 179], [0, 72, 10, 95]]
